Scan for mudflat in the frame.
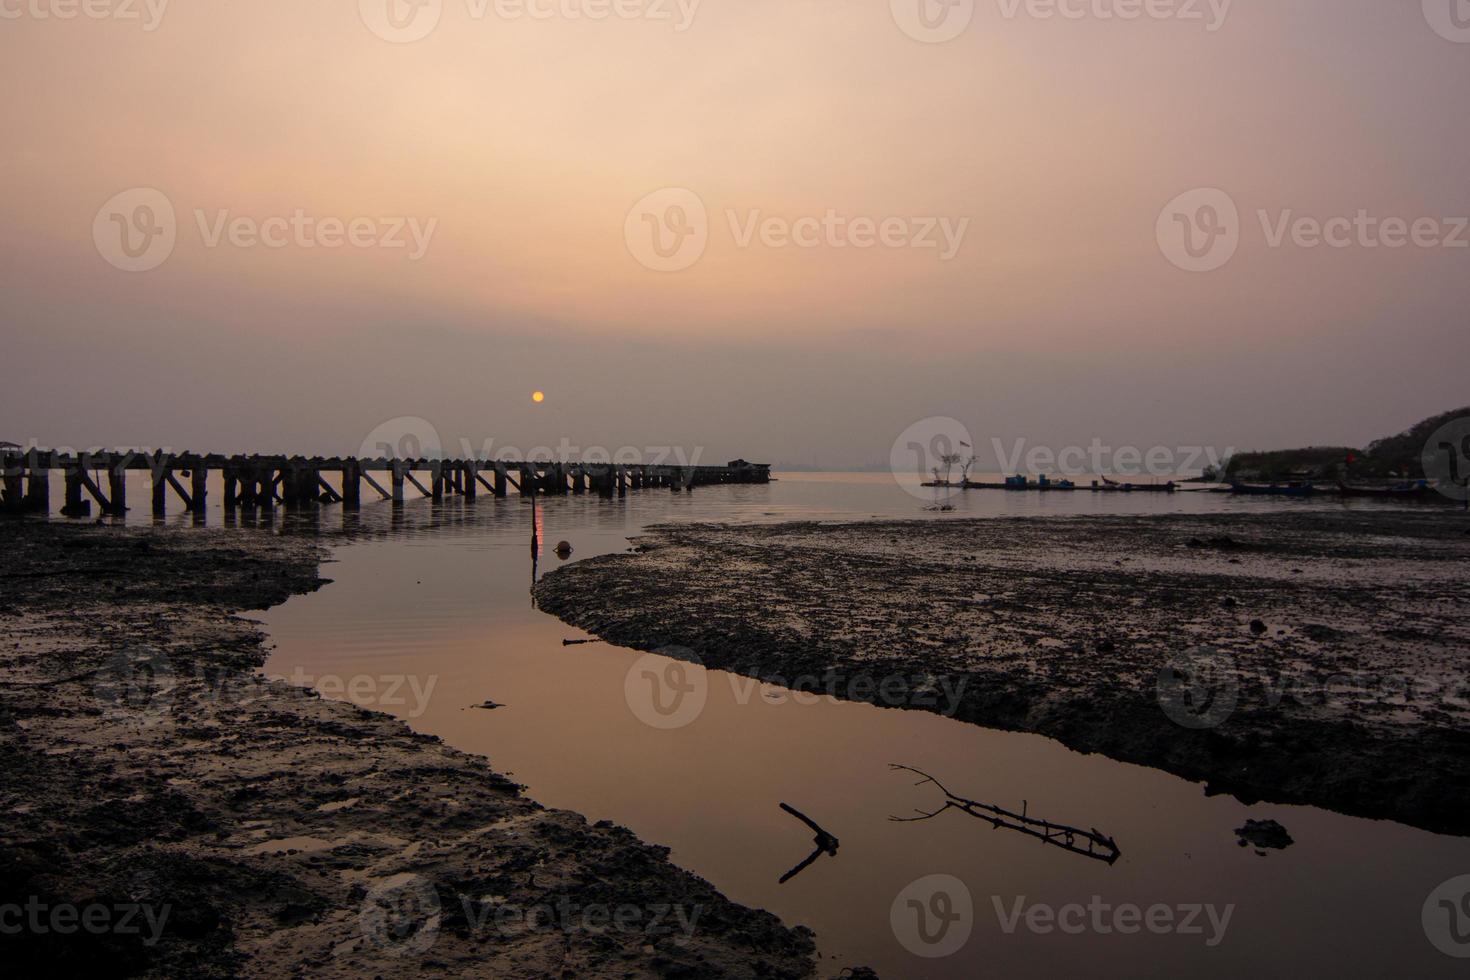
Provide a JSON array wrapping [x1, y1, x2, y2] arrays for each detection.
[[535, 510, 1470, 836], [0, 520, 816, 978]]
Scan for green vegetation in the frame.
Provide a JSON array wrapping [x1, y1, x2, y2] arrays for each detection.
[[1225, 407, 1470, 482]]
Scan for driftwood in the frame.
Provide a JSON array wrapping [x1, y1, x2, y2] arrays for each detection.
[[778, 802, 839, 884], [889, 764, 1121, 865]]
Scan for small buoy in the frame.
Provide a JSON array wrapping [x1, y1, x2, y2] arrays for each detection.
[[554, 540, 573, 558]]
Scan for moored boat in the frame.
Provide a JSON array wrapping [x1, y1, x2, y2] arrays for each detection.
[[1336, 480, 1437, 500], [1230, 482, 1317, 497]]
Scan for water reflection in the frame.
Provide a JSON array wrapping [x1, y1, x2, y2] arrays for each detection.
[[252, 474, 1470, 979], [779, 802, 842, 885], [890, 765, 1122, 866]]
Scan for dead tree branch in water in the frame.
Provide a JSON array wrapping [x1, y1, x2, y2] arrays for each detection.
[[778, 802, 840, 884], [889, 764, 1122, 865]]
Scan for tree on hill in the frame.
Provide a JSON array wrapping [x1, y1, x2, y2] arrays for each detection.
[[1360, 407, 1470, 478], [1222, 407, 1470, 482]]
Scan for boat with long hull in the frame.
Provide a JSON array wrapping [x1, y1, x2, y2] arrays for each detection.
[[1336, 481, 1440, 501], [1230, 482, 1317, 497]]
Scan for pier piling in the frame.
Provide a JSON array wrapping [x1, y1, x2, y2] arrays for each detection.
[[0, 450, 771, 521]]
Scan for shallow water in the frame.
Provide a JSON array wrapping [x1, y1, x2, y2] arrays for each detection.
[[250, 474, 1470, 977]]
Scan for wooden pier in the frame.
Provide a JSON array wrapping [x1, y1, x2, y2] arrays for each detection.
[[0, 450, 771, 519]]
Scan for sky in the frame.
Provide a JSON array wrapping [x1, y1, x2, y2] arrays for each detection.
[[3, 0, 1468, 469]]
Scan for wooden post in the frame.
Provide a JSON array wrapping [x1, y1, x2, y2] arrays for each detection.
[[494, 464, 509, 498], [391, 461, 406, 505], [431, 461, 444, 502], [258, 467, 275, 511], [616, 466, 627, 497], [26, 463, 50, 515], [223, 467, 239, 512], [191, 466, 208, 514], [463, 462, 477, 502], [62, 469, 89, 517], [342, 460, 361, 510], [239, 467, 257, 510], [107, 461, 126, 516], [152, 464, 168, 517], [2, 458, 24, 514], [278, 467, 295, 508], [282, 465, 308, 508]]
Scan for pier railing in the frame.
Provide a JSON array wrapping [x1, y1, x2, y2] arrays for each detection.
[[0, 451, 771, 518]]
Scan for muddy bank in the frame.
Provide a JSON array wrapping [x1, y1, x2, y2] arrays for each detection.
[[0, 520, 815, 978], [535, 510, 1470, 836]]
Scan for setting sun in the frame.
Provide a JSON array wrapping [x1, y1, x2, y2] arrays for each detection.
[[5, 5, 1469, 978]]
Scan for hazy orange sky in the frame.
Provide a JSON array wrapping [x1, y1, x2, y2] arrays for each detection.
[[3, 0, 1467, 467]]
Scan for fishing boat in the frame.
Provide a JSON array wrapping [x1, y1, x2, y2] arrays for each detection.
[[1230, 482, 1317, 497], [1090, 479, 1177, 493], [1336, 480, 1437, 500]]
